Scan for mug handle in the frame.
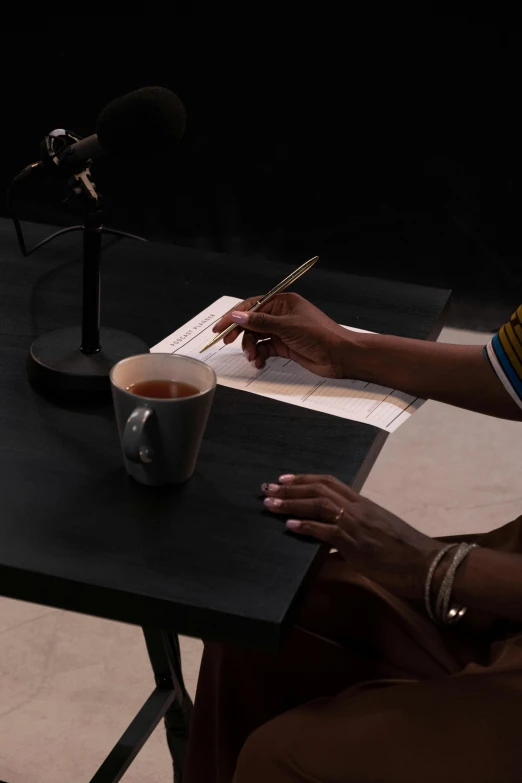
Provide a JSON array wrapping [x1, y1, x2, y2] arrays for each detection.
[[123, 406, 155, 464]]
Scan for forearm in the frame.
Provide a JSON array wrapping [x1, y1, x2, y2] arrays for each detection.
[[347, 333, 522, 420], [451, 547, 522, 624]]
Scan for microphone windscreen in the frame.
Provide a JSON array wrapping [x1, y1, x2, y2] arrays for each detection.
[[96, 86, 187, 159]]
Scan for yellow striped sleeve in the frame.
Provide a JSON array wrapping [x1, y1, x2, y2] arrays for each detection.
[[484, 306, 522, 409]]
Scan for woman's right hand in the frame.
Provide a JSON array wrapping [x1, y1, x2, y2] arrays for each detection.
[[211, 293, 355, 378]]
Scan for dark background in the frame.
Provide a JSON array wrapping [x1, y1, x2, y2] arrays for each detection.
[[2, 12, 521, 330]]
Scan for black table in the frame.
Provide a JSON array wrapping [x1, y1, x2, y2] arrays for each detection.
[[0, 218, 450, 782]]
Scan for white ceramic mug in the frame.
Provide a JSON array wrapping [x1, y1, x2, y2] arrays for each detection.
[[110, 353, 217, 486]]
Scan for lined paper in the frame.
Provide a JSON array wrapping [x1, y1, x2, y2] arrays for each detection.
[[152, 296, 423, 432]]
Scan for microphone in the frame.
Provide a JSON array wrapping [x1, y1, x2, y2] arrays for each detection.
[[21, 86, 187, 402], [39, 86, 187, 175], [96, 86, 186, 157]]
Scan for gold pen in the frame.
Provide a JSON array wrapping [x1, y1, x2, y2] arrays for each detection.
[[199, 255, 319, 353]]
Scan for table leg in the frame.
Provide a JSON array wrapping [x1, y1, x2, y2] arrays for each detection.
[[87, 629, 192, 783], [145, 630, 194, 783]]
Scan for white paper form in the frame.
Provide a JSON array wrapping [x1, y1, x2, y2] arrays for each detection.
[[152, 296, 424, 433]]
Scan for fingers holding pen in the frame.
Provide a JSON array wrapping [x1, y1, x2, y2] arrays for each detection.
[[212, 297, 261, 345]]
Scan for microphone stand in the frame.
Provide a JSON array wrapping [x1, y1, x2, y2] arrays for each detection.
[[22, 166, 150, 402]]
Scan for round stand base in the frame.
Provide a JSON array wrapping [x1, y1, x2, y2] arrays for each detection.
[[28, 327, 150, 403]]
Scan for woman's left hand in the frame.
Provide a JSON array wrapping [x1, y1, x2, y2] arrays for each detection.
[[262, 474, 445, 601]]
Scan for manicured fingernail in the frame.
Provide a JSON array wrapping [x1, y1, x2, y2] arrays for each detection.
[[286, 519, 302, 529], [231, 311, 248, 325], [243, 349, 250, 361], [261, 483, 280, 493], [264, 497, 282, 508], [279, 474, 295, 484]]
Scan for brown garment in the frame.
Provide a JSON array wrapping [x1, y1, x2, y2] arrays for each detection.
[[184, 518, 522, 783]]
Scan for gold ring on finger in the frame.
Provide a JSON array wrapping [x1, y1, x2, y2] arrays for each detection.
[[333, 507, 345, 523]]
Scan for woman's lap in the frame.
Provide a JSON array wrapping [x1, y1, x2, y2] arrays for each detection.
[[185, 538, 522, 783], [234, 668, 522, 783]]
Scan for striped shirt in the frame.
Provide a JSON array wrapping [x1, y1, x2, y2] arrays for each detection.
[[485, 305, 522, 409]]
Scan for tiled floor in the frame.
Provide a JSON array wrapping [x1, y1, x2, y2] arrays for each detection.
[[1, 327, 521, 782]]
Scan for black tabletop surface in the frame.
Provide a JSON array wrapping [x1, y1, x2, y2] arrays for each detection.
[[0, 219, 450, 649]]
